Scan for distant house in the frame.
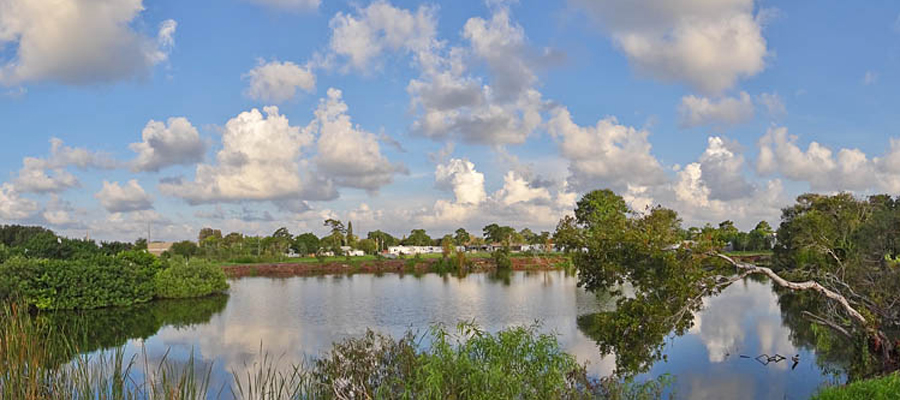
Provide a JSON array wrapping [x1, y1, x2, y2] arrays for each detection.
[[340, 246, 366, 257], [147, 241, 174, 256], [387, 245, 445, 255]]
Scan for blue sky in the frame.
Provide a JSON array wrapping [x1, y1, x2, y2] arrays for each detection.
[[1, 0, 899, 241]]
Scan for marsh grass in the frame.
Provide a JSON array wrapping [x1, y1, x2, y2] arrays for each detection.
[[2, 302, 670, 399]]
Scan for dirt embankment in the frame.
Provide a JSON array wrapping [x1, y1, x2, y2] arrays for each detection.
[[221, 256, 570, 278]]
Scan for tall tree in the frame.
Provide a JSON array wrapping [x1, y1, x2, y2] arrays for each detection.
[[483, 224, 515, 244], [293, 233, 320, 255], [346, 221, 357, 248], [403, 229, 433, 246], [324, 219, 346, 246], [367, 230, 399, 251], [198, 228, 222, 243], [454, 228, 471, 246]]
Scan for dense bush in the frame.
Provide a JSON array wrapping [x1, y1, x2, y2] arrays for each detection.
[[0, 250, 228, 309], [0, 250, 162, 310], [492, 245, 512, 271], [154, 259, 229, 299]]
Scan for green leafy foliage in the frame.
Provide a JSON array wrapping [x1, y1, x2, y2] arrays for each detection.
[[292, 232, 320, 255], [154, 259, 229, 299], [567, 189, 738, 374], [492, 245, 512, 271], [402, 229, 433, 246], [166, 240, 199, 259], [357, 238, 377, 255], [314, 322, 601, 399], [0, 250, 162, 310]]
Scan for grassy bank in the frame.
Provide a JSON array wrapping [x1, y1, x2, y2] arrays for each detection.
[[0, 302, 668, 399], [813, 373, 900, 399]]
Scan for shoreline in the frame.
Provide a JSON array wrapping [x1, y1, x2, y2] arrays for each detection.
[[221, 255, 571, 278]]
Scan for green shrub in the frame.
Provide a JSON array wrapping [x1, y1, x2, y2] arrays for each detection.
[[154, 259, 229, 299], [492, 246, 512, 271], [0, 250, 162, 310], [314, 322, 598, 399]]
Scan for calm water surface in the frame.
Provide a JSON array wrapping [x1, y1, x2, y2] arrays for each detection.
[[74, 271, 844, 399]]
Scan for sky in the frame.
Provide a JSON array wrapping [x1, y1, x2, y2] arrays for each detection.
[[1, 0, 899, 242]]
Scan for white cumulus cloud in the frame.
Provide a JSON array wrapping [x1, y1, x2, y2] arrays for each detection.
[[96, 180, 154, 213], [160, 106, 336, 204], [13, 138, 116, 193], [244, 60, 316, 103], [327, 1, 437, 73], [0, 0, 176, 85], [434, 158, 487, 206], [0, 183, 38, 220], [407, 7, 549, 146], [547, 106, 667, 192], [679, 92, 755, 129], [571, 0, 768, 94], [311, 88, 407, 191], [130, 117, 206, 172], [757, 127, 878, 191]]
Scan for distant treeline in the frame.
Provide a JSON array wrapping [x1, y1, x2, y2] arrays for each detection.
[[162, 221, 557, 261]]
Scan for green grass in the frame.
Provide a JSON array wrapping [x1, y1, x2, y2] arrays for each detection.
[[813, 373, 900, 400]]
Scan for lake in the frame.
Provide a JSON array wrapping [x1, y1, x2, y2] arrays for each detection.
[[60, 271, 847, 399]]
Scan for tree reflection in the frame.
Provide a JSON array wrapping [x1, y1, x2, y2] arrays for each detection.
[[35, 294, 228, 366], [576, 290, 699, 376], [773, 286, 868, 379], [576, 275, 872, 380]]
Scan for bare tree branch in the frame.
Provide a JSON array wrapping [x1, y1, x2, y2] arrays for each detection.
[[714, 253, 869, 327], [802, 311, 852, 339]]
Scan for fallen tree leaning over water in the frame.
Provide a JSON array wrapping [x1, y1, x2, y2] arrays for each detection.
[[562, 190, 899, 377]]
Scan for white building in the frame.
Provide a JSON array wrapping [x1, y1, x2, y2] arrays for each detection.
[[387, 245, 445, 255], [340, 246, 366, 257]]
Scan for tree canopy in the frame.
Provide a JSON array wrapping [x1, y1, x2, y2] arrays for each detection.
[[402, 229, 433, 246]]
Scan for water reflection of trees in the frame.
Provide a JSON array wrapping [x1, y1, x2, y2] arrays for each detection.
[[575, 276, 863, 379], [576, 289, 700, 376], [773, 287, 862, 379], [36, 294, 228, 366]]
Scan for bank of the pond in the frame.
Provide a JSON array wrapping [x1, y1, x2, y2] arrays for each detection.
[[221, 254, 571, 278], [813, 372, 900, 399]]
